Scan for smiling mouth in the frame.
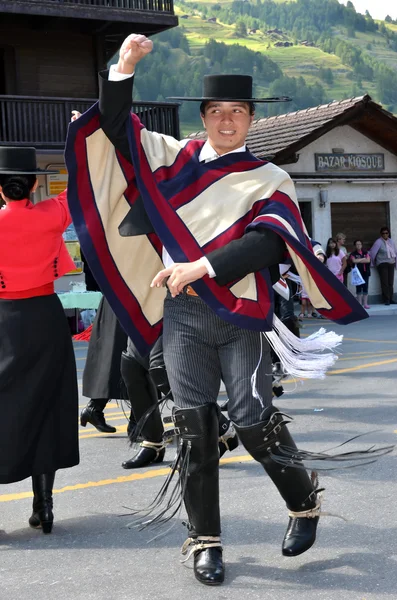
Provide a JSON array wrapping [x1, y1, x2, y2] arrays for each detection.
[[219, 130, 236, 135]]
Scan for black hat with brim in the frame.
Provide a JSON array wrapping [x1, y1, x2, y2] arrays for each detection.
[[0, 147, 59, 175], [167, 74, 291, 103]]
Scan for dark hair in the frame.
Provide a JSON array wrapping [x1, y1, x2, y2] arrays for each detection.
[[0, 174, 37, 200], [200, 100, 255, 116], [380, 226, 390, 234], [353, 239, 362, 246], [326, 237, 339, 258]]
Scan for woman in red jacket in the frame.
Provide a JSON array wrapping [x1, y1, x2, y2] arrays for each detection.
[[0, 147, 79, 534]]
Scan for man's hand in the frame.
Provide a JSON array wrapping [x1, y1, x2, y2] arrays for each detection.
[[116, 34, 153, 75], [151, 261, 208, 297], [71, 110, 81, 122]]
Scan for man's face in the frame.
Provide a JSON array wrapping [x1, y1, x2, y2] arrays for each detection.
[[201, 102, 254, 155], [381, 230, 389, 239]]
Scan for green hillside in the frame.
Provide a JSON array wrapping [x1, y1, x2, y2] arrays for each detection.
[[124, 0, 397, 135]]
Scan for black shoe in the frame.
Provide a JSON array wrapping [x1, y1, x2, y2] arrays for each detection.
[[29, 473, 55, 534], [219, 432, 239, 458], [282, 515, 319, 557], [385, 302, 390, 306], [80, 399, 116, 433], [122, 442, 165, 469], [194, 547, 225, 586]]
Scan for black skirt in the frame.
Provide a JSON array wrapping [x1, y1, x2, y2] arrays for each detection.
[[0, 294, 79, 484], [82, 296, 128, 400]]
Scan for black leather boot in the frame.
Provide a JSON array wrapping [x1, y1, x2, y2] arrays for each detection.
[[80, 398, 116, 433], [28, 472, 55, 534], [235, 405, 320, 557], [121, 352, 165, 469], [173, 404, 224, 585]]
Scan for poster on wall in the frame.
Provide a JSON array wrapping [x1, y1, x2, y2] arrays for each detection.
[[46, 166, 68, 196], [65, 241, 83, 275]]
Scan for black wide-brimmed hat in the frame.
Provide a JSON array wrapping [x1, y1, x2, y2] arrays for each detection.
[[0, 147, 59, 175], [168, 74, 290, 103]]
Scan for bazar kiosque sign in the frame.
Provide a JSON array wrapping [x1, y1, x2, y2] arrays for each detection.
[[315, 153, 384, 171]]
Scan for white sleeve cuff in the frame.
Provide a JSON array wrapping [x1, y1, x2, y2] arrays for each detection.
[[199, 256, 216, 278], [109, 64, 135, 81]]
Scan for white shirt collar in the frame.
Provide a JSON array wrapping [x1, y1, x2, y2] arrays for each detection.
[[198, 141, 246, 163]]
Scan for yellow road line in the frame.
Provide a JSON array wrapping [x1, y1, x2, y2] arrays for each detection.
[[79, 421, 174, 439], [328, 357, 397, 375], [0, 455, 254, 502], [342, 338, 397, 344], [337, 354, 397, 362], [341, 350, 397, 356], [79, 424, 128, 439]]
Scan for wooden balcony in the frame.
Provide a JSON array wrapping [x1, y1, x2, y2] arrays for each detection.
[[1, 0, 175, 17], [0, 95, 180, 149], [0, 0, 178, 47]]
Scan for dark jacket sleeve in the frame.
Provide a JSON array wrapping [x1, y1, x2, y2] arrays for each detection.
[[98, 70, 134, 162], [207, 228, 286, 287]]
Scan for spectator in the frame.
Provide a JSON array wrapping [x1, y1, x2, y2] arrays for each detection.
[[325, 237, 347, 283], [369, 227, 397, 305], [349, 239, 371, 309], [335, 232, 349, 285], [335, 232, 347, 254]]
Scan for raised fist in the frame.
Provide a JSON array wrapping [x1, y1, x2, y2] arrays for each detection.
[[118, 34, 153, 72], [71, 110, 81, 122]]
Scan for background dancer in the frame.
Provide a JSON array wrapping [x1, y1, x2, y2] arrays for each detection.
[[0, 147, 79, 534], [81, 296, 129, 434]]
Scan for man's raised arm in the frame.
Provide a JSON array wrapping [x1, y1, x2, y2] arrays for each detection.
[[98, 34, 153, 161]]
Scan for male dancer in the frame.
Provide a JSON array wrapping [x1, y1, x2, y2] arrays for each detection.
[[66, 34, 367, 586]]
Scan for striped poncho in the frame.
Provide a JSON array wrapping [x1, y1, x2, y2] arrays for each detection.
[[65, 103, 367, 356]]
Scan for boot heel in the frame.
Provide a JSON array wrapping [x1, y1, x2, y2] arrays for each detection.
[[41, 521, 53, 534], [80, 413, 87, 427]]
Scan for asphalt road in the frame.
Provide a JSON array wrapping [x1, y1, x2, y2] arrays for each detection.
[[1, 315, 396, 600]]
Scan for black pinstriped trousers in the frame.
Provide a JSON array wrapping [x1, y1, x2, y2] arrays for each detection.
[[162, 292, 273, 427]]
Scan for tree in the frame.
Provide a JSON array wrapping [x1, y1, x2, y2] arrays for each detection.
[[385, 15, 392, 23], [235, 20, 247, 37]]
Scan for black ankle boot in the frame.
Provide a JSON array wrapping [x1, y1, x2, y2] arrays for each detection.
[[80, 398, 116, 433], [282, 507, 319, 557], [195, 547, 224, 585], [173, 404, 225, 586], [235, 406, 319, 558], [122, 441, 166, 469], [29, 473, 55, 534], [181, 537, 224, 585]]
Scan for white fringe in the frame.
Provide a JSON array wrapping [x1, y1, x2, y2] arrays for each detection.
[[286, 272, 301, 285], [263, 315, 343, 380], [250, 333, 265, 408]]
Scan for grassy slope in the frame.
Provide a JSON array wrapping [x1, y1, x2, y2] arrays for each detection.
[[176, 1, 396, 103]]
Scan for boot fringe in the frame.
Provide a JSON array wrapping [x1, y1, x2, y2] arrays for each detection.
[[123, 440, 191, 540], [263, 411, 394, 471]]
